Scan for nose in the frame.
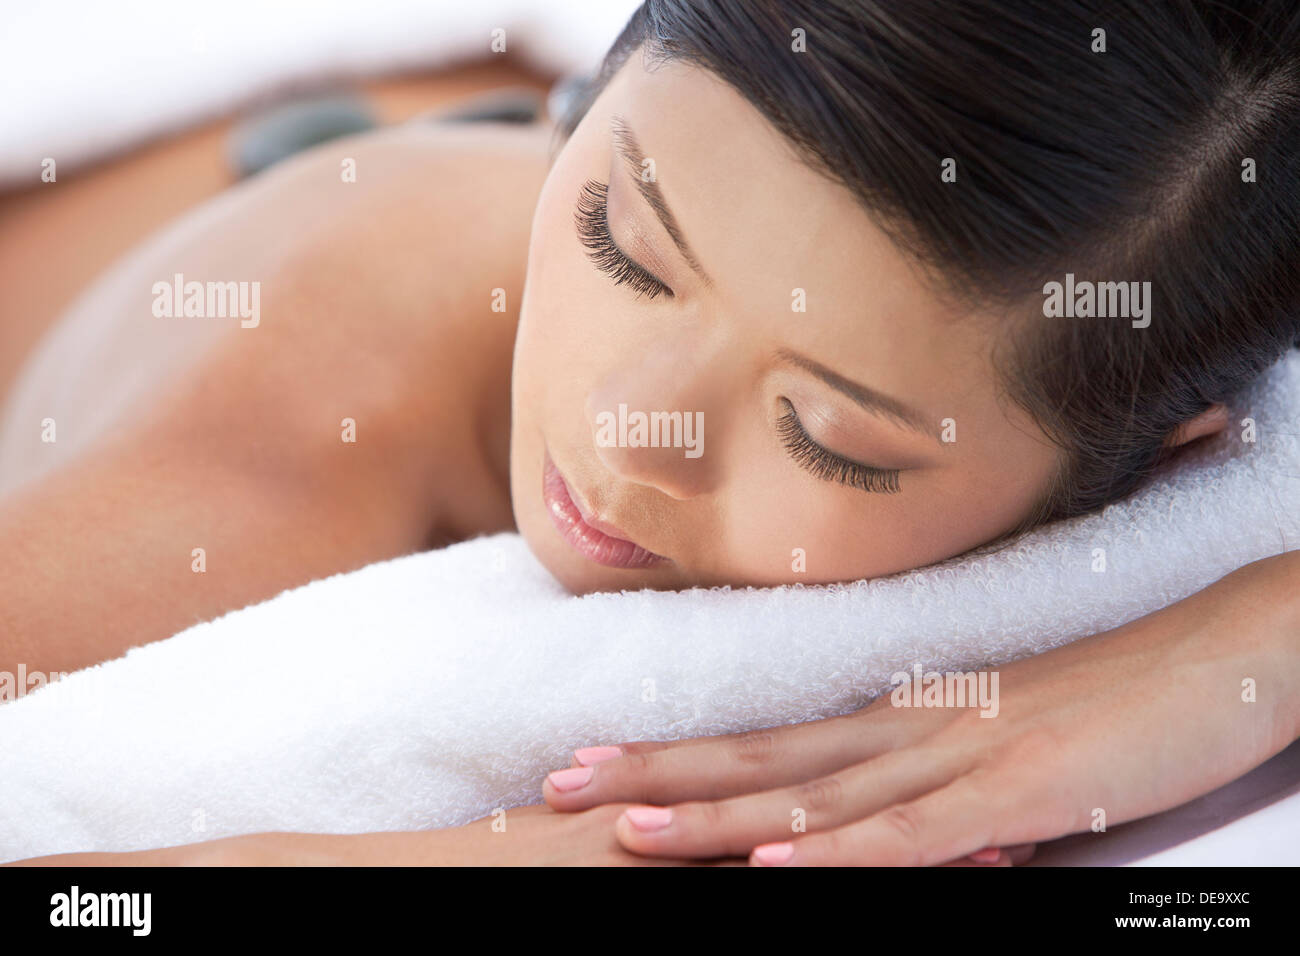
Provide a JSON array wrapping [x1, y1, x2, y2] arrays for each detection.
[[584, 337, 726, 500]]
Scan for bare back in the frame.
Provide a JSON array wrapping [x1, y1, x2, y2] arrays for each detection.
[[0, 121, 552, 672]]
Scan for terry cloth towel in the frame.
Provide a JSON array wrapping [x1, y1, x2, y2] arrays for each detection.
[[0, 352, 1296, 861]]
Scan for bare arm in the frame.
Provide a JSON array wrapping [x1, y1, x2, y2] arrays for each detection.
[[537, 548, 1300, 864]]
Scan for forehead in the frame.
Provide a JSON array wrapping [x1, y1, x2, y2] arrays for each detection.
[[595, 52, 993, 402]]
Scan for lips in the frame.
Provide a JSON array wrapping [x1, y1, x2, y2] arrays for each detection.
[[542, 455, 666, 569]]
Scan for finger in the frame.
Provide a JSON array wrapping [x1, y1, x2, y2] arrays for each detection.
[[613, 745, 963, 859], [566, 746, 626, 769], [1006, 843, 1037, 865], [545, 707, 918, 812], [940, 851, 1012, 867], [943, 844, 1036, 867], [750, 775, 1006, 866]]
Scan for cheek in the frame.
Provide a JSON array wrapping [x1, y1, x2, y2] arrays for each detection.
[[518, 171, 610, 364], [514, 202, 578, 417], [713, 458, 1011, 585], [717, 502, 890, 585], [703, 447, 902, 585], [519, 182, 570, 339]]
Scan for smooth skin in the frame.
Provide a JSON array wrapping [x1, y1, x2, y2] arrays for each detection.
[[0, 121, 537, 676], [4, 50, 1295, 864]]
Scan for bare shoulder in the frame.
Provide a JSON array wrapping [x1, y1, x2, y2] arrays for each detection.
[[250, 120, 553, 536], [0, 122, 552, 538], [0, 122, 550, 662]]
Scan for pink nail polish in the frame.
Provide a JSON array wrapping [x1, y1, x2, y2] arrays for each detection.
[[752, 842, 795, 866], [547, 766, 594, 792], [573, 746, 624, 766], [969, 847, 1001, 864], [623, 806, 673, 832]]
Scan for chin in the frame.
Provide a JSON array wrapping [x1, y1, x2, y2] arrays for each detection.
[[517, 518, 595, 594]]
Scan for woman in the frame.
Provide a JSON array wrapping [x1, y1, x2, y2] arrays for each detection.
[[5, 0, 1298, 865]]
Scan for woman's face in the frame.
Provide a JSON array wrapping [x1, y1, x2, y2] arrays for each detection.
[[511, 50, 1060, 594]]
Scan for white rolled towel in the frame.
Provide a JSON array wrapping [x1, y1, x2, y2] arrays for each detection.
[[0, 352, 1296, 862]]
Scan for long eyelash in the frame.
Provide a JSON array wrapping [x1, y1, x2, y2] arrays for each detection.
[[777, 403, 902, 494], [574, 180, 673, 300]]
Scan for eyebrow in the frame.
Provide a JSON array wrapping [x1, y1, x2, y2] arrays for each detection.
[[775, 348, 935, 438], [610, 115, 712, 286]]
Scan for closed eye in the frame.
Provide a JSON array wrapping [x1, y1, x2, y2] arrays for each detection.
[[574, 179, 674, 300], [777, 399, 902, 494]]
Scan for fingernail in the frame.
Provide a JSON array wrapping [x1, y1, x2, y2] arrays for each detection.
[[969, 847, 1001, 864], [547, 767, 594, 792], [623, 806, 673, 832], [573, 746, 623, 766], [752, 842, 795, 866]]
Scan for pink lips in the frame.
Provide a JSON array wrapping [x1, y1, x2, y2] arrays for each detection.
[[542, 455, 666, 569]]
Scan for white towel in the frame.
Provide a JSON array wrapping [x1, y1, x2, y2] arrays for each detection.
[[1, 352, 1296, 862]]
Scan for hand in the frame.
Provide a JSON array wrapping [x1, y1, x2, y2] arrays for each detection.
[[10, 805, 742, 866], [543, 554, 1300, 865]]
